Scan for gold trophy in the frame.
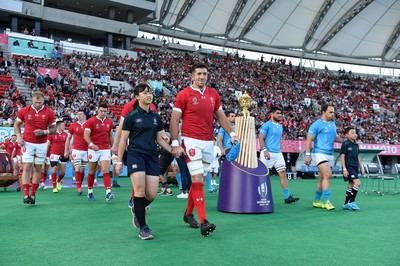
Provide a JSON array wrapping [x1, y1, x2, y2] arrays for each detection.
[[235, 91, 257, 168]]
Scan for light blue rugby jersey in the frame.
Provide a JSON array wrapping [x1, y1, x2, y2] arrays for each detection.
[[218, 125, 236, 150], [259, 120, 282, 153], [308, 118, 338, 155]]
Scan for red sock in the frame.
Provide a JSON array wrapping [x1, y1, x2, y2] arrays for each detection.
[[51, 173, 57, 188], [185, 187, 195, 216], [190, 182, 207, 224], [22, 184, 30, 197], [29, 177, 32, 187], [40, 172, 46, 183], [87, 173, 95, 189], [57, 173, 65, 183], [131, 187, 135, 198], [103, 172, 111, 190], [76, 172, 82, 189], [31, 183, 39, 197]]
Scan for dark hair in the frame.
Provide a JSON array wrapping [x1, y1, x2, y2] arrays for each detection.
[[191, 63, 207, 73], [99, 103, 108, 109], [321, 104, 332, 113], [77, 109, 87, 118], [271, 107, 282, 114], [133, 83, 152, 110], [225, 110, 235, 117], [344, 127, 355, 135], [56, 119, 64, 126]]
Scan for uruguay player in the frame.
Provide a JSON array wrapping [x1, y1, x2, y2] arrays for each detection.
[[259, 107, 299, 204], [305, 104, 345, 210]]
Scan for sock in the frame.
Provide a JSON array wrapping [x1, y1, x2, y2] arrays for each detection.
[[344, 188, 352, 204], [113, 176, 118, 183], [175, 173, 182, 187], [40, 172, 46, 183], [57, 173, 65, 183], [144, 198, 152, 208], [87, 173, 95, 189], [322, 190, 330, 201], [134, 196, 146, 228], [315, 190, 322, 201], [22, 184, 30, 197], [103, 172, 111, 190], [185, 187, 195, 216], [350, 185, 359, 202], [30, 183, 39, 197], [76, 172, 82, 189], [283, 188, 290, 199], [206, 173, 212, 190], [190, 182, 206, 224], [51, 173, 57, 188]]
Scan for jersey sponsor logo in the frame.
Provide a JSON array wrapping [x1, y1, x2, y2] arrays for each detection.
[[153, 118, 157, 125], [348, 147, 353, 150], [135, 118, 143, 123], [188, 148, 196, 157], [192, 97, 198, 105]]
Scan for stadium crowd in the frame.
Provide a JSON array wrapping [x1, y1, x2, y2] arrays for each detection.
[[2, 47, 399, 144]]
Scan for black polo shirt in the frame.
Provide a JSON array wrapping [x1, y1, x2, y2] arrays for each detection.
[[122, 106, 163, 156], [340, 139, 359, 167]]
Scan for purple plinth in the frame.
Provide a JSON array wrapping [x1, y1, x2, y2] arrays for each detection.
[[217, 159, 274, 213]]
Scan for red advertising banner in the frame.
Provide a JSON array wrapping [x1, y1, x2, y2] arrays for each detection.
[[0, 34, 8, 44], [37, 67, 58, 79], [276, 140, 400, 156]]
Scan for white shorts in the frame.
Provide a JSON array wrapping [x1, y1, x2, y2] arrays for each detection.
[[181, 137, 214, 164], [210, 158, 219, 173], [50, 154, 67, 165], [312, 153, 334, 167], [88, 149, 111, 163], [21, 141, 48, 165], [71, 149, 88, 162], [259, 152, 286, 172]]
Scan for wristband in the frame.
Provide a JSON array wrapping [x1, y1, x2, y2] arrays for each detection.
[[305, 152, 311, 156], [89, 142, 93, 147], [115, 162, 123, 165], [261, 147, 267, 151], [343, 168, 347, 171], [229, 132, 237, 137], [171, 140, 179, 147]]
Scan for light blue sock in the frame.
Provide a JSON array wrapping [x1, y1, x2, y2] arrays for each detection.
[[283, 188, 290, 199], [175, 173, 182, 187], [113, 177, 118, 183], [206, 173, 213, 190], [322, 190, 330, 201], [315, 190, 322, 201]]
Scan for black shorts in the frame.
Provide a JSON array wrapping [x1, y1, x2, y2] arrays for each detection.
[[126, 151, 160, 176], [159, 152, 174, 175], [343, 165, 359, 182]]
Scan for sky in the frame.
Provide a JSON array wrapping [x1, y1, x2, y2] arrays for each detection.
[[139, 31, 400, 78]]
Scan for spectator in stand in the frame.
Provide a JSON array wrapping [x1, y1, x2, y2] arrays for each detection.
[[13, 39, 19, 46]]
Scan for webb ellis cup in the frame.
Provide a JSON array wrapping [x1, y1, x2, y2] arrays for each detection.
[[217, 91, 274, 213]]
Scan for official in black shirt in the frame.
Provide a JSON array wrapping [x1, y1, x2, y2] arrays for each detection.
[[115, 83, 172, 240]]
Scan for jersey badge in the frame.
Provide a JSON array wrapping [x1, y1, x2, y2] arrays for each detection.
[[192, 97, 198, 105]]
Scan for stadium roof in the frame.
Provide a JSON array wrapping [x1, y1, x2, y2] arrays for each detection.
[[140, 0, 400, 66]]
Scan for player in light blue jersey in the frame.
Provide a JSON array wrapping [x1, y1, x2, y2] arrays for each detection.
[[259, 107, 299, 204], [305, 104, 344, 211], [217, 111, 236, 156]]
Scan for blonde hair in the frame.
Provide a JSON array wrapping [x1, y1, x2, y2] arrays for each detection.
[[32, 90, 44, 99]]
